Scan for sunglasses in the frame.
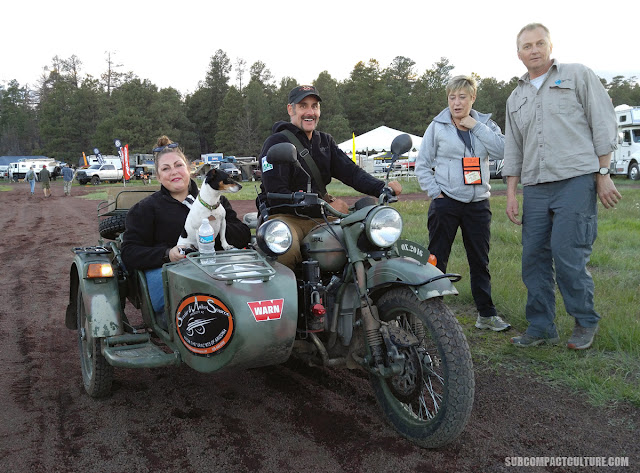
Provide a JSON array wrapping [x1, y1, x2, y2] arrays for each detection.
[[152, 142, 179, 153]]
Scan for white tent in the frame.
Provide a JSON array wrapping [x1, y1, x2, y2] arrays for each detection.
[[337, 126, 423, 155]]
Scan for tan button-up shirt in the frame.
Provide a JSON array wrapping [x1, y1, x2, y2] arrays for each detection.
[[503, 60, 617, 186]]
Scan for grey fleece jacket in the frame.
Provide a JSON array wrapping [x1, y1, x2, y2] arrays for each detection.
[[415, 108, 505, 202]]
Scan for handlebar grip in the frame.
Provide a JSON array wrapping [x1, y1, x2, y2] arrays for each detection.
[[382, 186, 396, 197], [266, 192, 296, 203], [379, 187, 398, 204]]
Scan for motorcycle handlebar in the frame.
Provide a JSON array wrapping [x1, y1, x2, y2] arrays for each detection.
[[267, 188, 397, 219], [267, 191, 349, 218], [266, 192, 300, 204], [379, 186, 398, 205]]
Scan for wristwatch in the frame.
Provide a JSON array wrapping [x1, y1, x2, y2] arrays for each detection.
[[598, 167, 610, 175], [162, 248, 171, 264]]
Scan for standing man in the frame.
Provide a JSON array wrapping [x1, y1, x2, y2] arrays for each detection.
[[503, 23, 621, 350], [26, 165, 37, 196], [40, 165, 51, 198], [257, 85, 402, 269], [62, 163, 75, 196]]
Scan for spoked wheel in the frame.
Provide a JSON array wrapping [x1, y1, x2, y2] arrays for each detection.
[[370, 288, 474, 448], [77, 287, 113, 398]]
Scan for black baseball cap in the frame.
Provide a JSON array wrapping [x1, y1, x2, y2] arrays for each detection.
[[288, 85, 322, 104]]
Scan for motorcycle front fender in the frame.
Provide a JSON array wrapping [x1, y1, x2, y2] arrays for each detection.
[[366, 257, 459, 301], [66, 252, 123, 338]]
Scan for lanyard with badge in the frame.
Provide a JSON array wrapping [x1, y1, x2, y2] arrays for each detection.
[[456, 127, 481, 185]]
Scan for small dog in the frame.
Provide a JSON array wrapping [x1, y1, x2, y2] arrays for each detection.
[[177, 167, 242, 251]]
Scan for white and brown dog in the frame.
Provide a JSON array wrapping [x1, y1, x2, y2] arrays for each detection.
[[177, 167, 242, 251]]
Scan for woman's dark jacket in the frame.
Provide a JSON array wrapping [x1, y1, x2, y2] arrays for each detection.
[[121, 180, 250, 270]]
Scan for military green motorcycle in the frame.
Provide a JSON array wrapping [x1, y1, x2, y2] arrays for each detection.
[[65, 134, 474, 448]]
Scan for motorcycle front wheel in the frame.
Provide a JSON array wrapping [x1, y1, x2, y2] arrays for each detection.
[[370, 288, 474, 448]]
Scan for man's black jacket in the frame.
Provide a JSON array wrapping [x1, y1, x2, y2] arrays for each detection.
[[257, 121, 385, 210]]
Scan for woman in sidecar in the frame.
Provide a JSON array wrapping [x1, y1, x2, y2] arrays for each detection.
[[120, 136, 250, 327]]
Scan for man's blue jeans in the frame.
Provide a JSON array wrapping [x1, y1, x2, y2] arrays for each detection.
[[521, 174, 600, 338], [29, 180, 35, 193]]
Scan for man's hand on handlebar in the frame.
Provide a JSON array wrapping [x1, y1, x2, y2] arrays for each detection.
[[388, 180, 402, 196], [327, 198, 350, 214]]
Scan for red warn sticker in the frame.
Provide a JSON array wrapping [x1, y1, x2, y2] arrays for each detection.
[[247, 299, 284, 322]]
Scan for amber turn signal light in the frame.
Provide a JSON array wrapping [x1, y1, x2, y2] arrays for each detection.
[[87, 263, 114, 278]]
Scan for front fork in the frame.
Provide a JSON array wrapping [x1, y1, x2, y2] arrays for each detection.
[[353, 261, 387, 368], [354, 260, 422, 377]]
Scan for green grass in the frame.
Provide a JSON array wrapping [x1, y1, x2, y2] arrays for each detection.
[[399, 184, 640, 407], [8, 175, 638, 406]]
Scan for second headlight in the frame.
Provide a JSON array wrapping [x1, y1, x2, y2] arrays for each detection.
[[256, 219, 293, 256], [365, 207, 403, 247]]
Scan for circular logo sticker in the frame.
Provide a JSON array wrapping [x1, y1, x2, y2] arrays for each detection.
[[175, 294, 234, 355]]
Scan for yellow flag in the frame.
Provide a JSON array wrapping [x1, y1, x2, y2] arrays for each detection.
[[82, 152, 87, 167], [352, 132, 356, 164]]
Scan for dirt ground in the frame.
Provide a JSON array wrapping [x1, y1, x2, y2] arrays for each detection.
[[0, 181, 637, 473]]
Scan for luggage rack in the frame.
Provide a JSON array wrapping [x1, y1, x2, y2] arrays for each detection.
[[72, 246, 112, 255], [186, 249, 276, 283]]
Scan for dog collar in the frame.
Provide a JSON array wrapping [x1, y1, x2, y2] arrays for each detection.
[[198, 194, 221, 210]]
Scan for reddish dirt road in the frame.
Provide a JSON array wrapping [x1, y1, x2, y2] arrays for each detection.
[[0, 182, 636, 473]]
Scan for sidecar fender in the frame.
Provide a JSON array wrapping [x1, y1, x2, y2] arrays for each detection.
[[367, 257, 459, 300], [66, 252, 123, 337]]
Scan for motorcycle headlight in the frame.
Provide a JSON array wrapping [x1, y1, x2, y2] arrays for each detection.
[[365, 207, 403, 248], [256, 219, 293, 256]]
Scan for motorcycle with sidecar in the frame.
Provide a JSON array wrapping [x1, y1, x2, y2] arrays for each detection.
[[65, 134, 474, 448]]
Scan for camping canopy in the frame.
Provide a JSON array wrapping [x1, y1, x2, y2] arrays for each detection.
[[337, 126, 423, 155]]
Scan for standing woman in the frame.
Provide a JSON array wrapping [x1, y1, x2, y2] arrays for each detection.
[[121, 136, 250, 328], [415, 75, 510, 332]]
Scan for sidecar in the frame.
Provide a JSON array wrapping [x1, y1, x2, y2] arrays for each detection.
[[65, 189, 298, 398]]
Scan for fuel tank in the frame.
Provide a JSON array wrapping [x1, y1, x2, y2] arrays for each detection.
[[301, 222, 347, 273]]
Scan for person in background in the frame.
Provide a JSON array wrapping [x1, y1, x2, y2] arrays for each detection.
[[40, 165, 51, 198], [121, 135, 250, 328], [503, 23, 621, 349], [62, 163, 75, 196], [26, 165, 37, 196], [257, 85, 402, 269], [415, 75, 510, 332]]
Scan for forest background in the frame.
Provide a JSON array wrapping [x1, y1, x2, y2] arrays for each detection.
[[2, 51, 640, 162]]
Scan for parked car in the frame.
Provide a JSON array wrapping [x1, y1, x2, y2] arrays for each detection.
[[219, 162, 241, 178], [75, 164, 124, 185], [392, 156, 416, 172]]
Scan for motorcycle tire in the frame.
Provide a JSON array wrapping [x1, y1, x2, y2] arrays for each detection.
[[77, 286, 113, 398], [370, 288, 474, 448], [99, 214, 127, 240]]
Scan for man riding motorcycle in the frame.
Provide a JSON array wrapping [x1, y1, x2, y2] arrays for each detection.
[[256, 85, 402, 269]]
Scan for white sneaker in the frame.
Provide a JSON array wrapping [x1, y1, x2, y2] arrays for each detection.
[[475, 315, 511, 332]]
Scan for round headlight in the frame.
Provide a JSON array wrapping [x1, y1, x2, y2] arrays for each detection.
[[256, 219, 293, 256], [366, 207, 403, 247]]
